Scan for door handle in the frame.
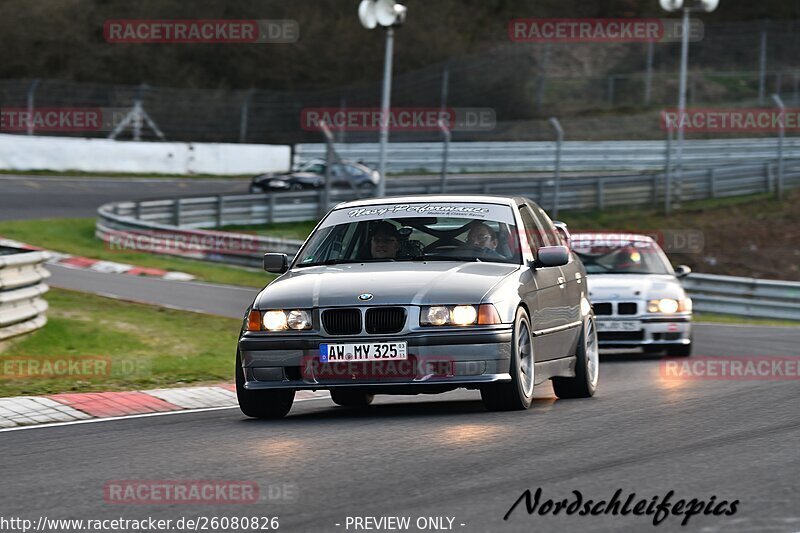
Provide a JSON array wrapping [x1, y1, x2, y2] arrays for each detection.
[[557, 276, 566, 288]]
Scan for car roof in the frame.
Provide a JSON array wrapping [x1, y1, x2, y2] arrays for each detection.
[[571, 232, 657, 244], [333, 195, 520, 210]]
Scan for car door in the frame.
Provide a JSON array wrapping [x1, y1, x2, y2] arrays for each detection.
[[517, 204, 570, 362], [531, 205, 583, 353]]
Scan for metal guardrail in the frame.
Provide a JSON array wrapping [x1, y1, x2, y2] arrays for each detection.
[[683, 273, 800, 321], [97, 157, 800, 268], [295, 138, 800, 174], [0, 247, 51, 341]]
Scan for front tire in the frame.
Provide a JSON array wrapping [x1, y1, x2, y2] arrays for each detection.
[[481, 308, 535, 411], [235, 351, 294, 419], [330, 389, 374, 407], [552, 313, 599, 399]]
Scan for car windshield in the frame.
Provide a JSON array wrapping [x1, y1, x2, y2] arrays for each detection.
[[572, 238, 673, 275], [295, 202, 522, 266]]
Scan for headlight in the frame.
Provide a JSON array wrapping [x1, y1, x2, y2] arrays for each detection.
[[420, 304, 501, 326], [647, 298, 690, 314], [452, 305, 478, 325], [287, 310, 312, 330], [263, 310, 289, 331], [250, 309, 313, 331]]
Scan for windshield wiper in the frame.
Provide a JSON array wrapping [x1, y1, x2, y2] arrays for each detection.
[[416, 254, 482, 262]]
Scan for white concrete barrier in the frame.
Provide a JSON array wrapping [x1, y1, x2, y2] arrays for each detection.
[[0, 134, 291, 175]]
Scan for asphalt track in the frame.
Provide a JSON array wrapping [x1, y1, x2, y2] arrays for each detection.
[[0, 175, 246, 220], [23, 263, 800, 532], [3, 178, 799, 532]]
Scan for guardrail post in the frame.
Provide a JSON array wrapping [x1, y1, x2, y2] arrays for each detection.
[[765, 162, 773, 193], [708, 168, 716, 199], [268, 193, 276, 224], [135, 201, 142, 220], [538, 178, 545, 206], [216, 195, 224, 228], [173, 199, 182, 226], [596, 179, 605, 210], [652, 174, 659, 207]]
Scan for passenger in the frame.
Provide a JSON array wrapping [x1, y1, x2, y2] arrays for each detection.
[[369, 221, 401, 259]]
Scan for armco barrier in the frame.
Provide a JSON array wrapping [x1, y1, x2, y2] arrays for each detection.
[[0, 247, 51, 341], [295, 138, 800, 174], [682, 273, 800, 321]]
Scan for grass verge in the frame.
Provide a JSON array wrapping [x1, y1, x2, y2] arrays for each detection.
[[693, 312, 800, 328], [0, 218, 273, 288], [0, 288, 242, 397]]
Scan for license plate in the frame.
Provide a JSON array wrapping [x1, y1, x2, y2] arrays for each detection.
[[320, 342, 408, 363], [597, 320, 641, 332]]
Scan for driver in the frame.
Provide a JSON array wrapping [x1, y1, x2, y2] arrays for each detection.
[[369, 221, 401, 259], [462, 223, 504, 259]]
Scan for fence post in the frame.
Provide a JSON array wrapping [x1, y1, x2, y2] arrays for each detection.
[[548, 117, 564, 218], [438, 119, 451, 193], [772, 93, 785, 200], [607, 75, 615, 105], [216, 195, 224, 228], [644, 41, 654, 105], [26, 79, 41, 136], [135, 201, 142, 220], [758, 21, 768, 104], [239, 90, 254, 143], [664, 128, 673, 214]]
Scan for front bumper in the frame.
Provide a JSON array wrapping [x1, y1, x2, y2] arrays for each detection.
[[596, 315, 692, 348], [238, 328, 513, 390]]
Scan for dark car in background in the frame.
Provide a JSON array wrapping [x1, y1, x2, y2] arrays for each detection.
[[249, 159, 380, 193]]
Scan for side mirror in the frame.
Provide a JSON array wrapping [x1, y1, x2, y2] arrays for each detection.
[[263, 253, 288, 274], [536, 245, 570, 268], [553, 221, 571, 249], [674, 265, 691, 278]]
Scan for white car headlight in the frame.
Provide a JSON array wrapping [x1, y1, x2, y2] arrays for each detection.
[[424, 306, 450, 326], [647, 298, 690, 314]]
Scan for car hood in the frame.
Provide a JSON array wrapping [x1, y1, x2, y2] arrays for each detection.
[[255, 261, 520, 309], [586, 273, 685, 300]]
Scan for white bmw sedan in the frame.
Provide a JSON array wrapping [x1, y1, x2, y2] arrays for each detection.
[[570, 233, 693, 357]]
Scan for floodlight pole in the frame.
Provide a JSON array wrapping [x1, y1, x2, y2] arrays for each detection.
[[376, 27, 395, 198], [674, 7, 690, 209]]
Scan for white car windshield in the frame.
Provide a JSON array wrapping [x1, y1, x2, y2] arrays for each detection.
[[572, 239, 673, 275]]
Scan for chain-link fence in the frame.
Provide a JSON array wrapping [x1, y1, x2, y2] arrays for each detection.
[[1, 21, 799, 144]]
